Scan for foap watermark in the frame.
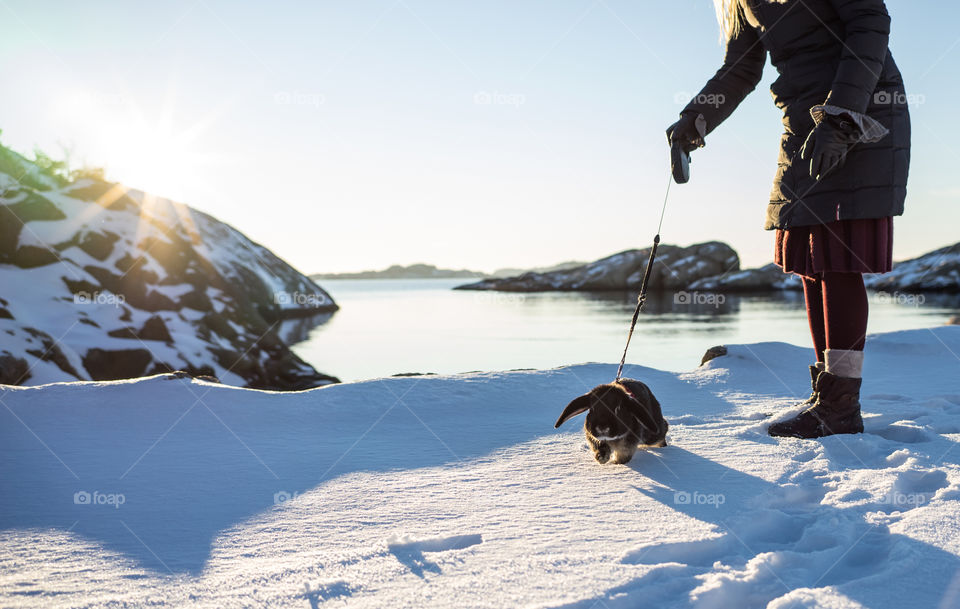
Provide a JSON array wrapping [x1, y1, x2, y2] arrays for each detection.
[[674, 490, 725, 508], [873, 291, 925, 307], [473, 91, 526, 107], [882, 491, 929, 509], [274, 91, 325, 108], [873, 90, 925, 107], [274, 490, 301, 505], [274, 291, 328, 307], [673, 91, 726, 108], [74, 490, 125, 509], [472, 292, 526, 306], [73, 291, 126, 307], [674, 290, 725, 308]]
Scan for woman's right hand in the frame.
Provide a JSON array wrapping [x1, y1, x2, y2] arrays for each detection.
[[666, 112, 706, 152]]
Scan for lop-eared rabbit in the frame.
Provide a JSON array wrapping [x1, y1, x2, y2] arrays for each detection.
[[555, 379, 668, 464]]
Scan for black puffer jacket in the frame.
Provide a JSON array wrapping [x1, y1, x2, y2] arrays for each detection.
[[683, 0, 910, 229]]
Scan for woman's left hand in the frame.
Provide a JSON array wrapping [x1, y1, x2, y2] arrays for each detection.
[[800, 114, 862, 181]]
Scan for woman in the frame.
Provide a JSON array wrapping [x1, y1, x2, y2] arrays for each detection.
[[667, 0, 910, 439]]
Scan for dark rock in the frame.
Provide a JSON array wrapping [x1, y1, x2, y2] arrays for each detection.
[[689, 263, 803, 292], [107, 315, 173, 343], [178, 289, 213, 312], [10, 191, 67, 221], [13, 245, 60, 268], [78, 230, 121, 261], [0, 354, 30, 384], [865, 242, 960, 292], [0, 191, 66, 261], [701, 345, 728, 366], [0, 307, 12, 320], [22, 327, 82, 379], [200, 312, 239, 343], [81, 264, 178, 311], [0, 206, 22, 260], [82, 348, 153, 381], [62, 277, 102, 297], [139, 289, 178, 312], [456, 242, 739, 292], [139, 316, 173, 342], [113, 253, 159, 284]]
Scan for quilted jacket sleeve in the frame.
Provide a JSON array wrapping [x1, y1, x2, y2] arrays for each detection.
[[824, 0, 891, 113], [682, 9, 766, 135]]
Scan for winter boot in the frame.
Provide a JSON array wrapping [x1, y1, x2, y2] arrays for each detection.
[[796, 362, 824, 407], [768, 351, 863, 439]]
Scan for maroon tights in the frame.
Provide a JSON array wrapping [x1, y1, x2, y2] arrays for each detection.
[[802, 272, 868, 362]]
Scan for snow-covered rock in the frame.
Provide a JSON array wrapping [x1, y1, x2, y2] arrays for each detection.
[[689, 262, 803, 292], [0, 145, 338, 390], [692, 243, 960, 294], [865, 242, 960, 292], [455, 242, 739, 292], [3, 327, 959, 608]]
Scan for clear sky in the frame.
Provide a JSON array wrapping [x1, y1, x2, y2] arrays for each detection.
[[1, 0, 956, 274]]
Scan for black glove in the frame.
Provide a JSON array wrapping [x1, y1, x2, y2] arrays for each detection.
[[800, 114, 862, 181], [666, 112, 706, 153]]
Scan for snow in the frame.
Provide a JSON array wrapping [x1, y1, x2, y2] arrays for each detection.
[[2, 327, 960, 608]]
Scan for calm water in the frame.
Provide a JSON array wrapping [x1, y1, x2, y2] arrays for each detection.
[[287, 279, 960, 382]]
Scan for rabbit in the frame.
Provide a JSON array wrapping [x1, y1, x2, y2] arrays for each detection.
[[554, 379, 668, 464]]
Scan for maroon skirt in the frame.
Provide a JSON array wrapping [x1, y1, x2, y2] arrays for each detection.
[[775, 217, 893, 278]]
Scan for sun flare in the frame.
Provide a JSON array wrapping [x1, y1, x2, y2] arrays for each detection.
[[56, 87, 219, 203]]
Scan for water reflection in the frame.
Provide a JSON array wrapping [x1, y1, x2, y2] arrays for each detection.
[[277, 312, 334, 345], [289, 279, 960, 382]]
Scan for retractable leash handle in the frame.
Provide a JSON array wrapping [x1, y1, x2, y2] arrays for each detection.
[[670, 113, 707, 184]]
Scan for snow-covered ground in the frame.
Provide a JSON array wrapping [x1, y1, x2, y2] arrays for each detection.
[[2, 327, 960, 608]]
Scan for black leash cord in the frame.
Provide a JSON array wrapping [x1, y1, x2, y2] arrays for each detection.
[[614, 171, 672, 382]]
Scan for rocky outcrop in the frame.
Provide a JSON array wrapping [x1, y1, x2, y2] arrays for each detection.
[[455, 242, 739, 292], [0, 144, 339, 389], [864, 242, 960, 292], [691, 243, 960, 293], [689, 263, 803, 292], [700, 345, 728, 366]]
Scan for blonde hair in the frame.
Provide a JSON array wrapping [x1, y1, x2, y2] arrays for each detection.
[[714, 0, 743, 40]]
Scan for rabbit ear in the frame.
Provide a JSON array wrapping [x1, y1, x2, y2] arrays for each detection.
[[555, 393, 592, 428]]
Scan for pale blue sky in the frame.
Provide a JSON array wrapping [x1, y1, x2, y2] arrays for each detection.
[[1, 0, 956, 273]]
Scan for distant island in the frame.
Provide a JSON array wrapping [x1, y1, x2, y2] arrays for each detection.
[[312, 264, 482, 280], [312, 261, 586, 280]]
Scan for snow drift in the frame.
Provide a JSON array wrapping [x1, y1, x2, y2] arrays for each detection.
[[2, 327, 960, 608]]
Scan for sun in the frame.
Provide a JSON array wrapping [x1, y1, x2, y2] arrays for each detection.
[[56, 86, 219, 203]]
